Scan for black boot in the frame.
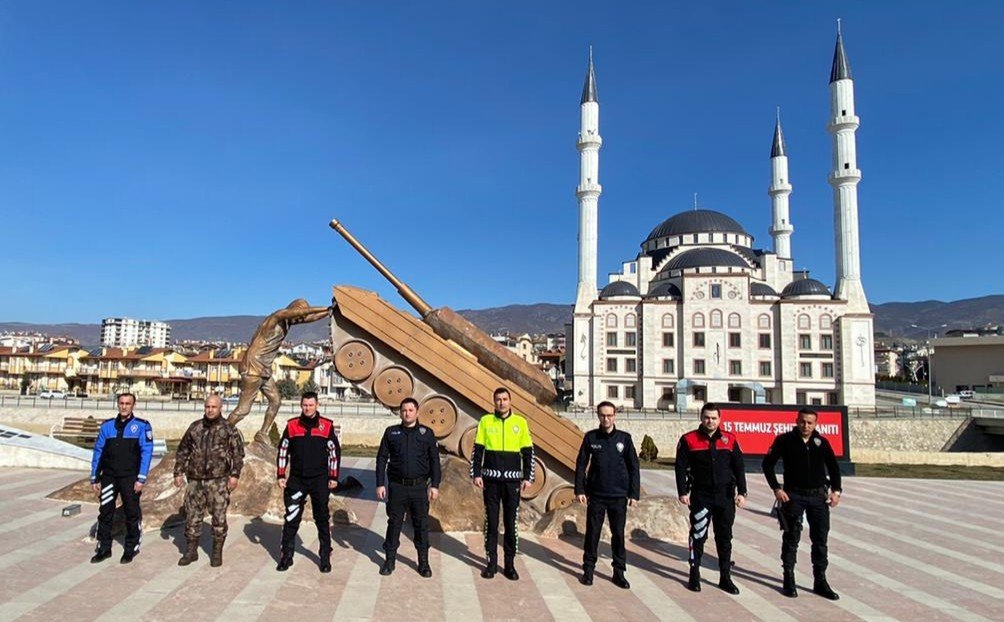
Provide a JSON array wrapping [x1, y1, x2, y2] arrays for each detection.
[[178, 539, 200, 567], [813, 568, 839, 601], [718, 567, 740, 595], [417, 552, 432, 578], [612, 569, 631, 589], [379, 556, 395, 576], [210, 537, 225, 568], [782, 568, 798, 598], [276, 551, 293, 572], [502, 557, 519, 581], [480, 559, 497, 579], [579, 568, 594, 586], [687, 565, 702, 592], [90, 548, 112, 564], [120, 550, 137, 564]]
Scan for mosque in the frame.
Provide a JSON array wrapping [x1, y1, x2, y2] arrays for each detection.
[[567, 30, 877, 411]]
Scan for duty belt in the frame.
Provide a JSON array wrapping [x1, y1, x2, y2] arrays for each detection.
[[786, 486, 827, 496], [390, 477, 429, 486]]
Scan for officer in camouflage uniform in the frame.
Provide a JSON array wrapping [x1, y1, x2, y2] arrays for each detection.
[[173, 394, 245, 567]]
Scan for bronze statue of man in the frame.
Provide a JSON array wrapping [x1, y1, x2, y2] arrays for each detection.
[[227, 299, 331, 443]]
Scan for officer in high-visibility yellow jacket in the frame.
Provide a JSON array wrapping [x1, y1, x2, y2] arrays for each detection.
[[470, 386, 534, 581]]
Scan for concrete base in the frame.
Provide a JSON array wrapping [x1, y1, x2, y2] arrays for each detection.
[[0, 423, 91, 470]]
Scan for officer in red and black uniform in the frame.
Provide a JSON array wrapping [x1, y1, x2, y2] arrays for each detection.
[[276, 391, 341, 573], [675, 402, 747, 595], [762, 407, 842, 601]]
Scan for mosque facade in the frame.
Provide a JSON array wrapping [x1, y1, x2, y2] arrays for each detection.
[[568, 33, 876, 411]]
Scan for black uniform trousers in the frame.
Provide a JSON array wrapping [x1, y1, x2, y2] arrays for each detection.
[[281, 474, 331, 557], [483, 480, 521, 565], [383, 482, 430, 558], [96, 474, 142, 554], [582, 496, 628, 572], [688, 492, 735, 569], [780, 490, 830, 572]]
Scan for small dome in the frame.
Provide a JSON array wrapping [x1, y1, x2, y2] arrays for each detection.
[[599, 281, 641, 299], [645, 209, 748, 243], [646, 282, 683, 299], [659, 248, 750, 274], [750, 282, 778, 297], [781, 278, 832, 298]]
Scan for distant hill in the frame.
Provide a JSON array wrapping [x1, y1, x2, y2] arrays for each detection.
[[2, 295, 1002, 344]]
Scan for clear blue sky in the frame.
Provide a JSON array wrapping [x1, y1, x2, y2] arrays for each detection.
[[2, 1, 1001, 323]]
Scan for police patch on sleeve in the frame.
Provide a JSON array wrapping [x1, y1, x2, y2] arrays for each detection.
[[145, 429, 153, 441], [814, 437, 822, 446]]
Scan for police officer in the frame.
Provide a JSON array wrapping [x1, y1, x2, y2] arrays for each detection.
[[173, 394, 245, 567], [471, 386, 534, 580], [89, 392, 154, 564], [762, 407, 842, 600], [574, 401, 640, 589], [276, 391, 341, 573], [675, 402, 747, 595], [375, 397, 442, 577]]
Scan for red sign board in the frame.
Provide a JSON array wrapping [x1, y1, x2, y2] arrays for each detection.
[[716, 405, 849, 459]]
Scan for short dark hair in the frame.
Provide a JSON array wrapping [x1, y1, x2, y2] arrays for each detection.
[[797, 407, 818, 419], [399, 397, 419, 410], [493, 387, 511, 399], [300, 391, 319, 402], [117, 392, 137, 404], [596, 401, 616, 414], [700, 402, 720, 416]]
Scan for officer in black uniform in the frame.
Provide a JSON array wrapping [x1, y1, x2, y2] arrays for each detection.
[[375, 397, 441, 577], [574, 401, 640, 589], [762, 407, 842, 600], [675, 402, 747, 595]]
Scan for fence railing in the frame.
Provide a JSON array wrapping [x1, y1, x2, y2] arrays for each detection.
[[2, 393, 1001, 420]]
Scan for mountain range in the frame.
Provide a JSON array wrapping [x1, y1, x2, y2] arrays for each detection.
[[2, 295, 1002, 345]]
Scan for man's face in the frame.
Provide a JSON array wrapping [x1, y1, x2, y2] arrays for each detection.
[[204, 396, 222, 420], [700, 409, 720, 434], [494, 392, 511, 415], [400, 401, 419, 426], [301, 398, 319, 418], [117, 395, 135, 417], [597, 405, 616, 431], [796, 413, 818, 438]]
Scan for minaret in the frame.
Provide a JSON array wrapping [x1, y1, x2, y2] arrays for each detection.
[[574, 48, 602, 314], [827, 23, 868, 310], [768, 109, 793, 259]]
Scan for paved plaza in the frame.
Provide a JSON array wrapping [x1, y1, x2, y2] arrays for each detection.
[[0, 459, 1001, 621]]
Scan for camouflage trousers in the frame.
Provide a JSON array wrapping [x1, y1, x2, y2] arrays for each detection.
[[184, 477, 231, 541]]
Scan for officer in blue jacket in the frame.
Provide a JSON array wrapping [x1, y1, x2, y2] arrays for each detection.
[[89, 392, 154, 564]]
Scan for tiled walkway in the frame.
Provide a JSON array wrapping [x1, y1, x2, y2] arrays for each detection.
[[0, 460, 1000, 621]]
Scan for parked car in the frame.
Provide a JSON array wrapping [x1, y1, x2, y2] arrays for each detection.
[[959, 390, 975, 400], [223, 395, 240, 404], [944, 394, 962, 406], [39, 390, 66, 399], [933, 398, 949, 408]]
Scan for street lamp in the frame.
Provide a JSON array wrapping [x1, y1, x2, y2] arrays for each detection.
[[910, 323, 947, 405]]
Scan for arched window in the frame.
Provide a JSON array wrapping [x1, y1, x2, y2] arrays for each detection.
[[661, 313, 674, 329], [758, 314, 771, 330], [798, 314, 811, 330], [625, 313, 637, 328], [820, 314, 833, 330], [692, 313, 705, 328], [728, 313, 741, 329], [710, 309, 723, 328], [606, 314, 618, 328]]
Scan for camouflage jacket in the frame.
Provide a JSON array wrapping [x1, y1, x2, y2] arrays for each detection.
[[174, 417, 245, 480]]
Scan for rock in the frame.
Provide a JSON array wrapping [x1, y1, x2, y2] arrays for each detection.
[[47, 439, 356, 532], [428, 456, 543, 532], [535, 495, 689, 542]]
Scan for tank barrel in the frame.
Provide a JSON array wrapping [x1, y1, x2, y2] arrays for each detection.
[[329, 219, 433, 316]]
